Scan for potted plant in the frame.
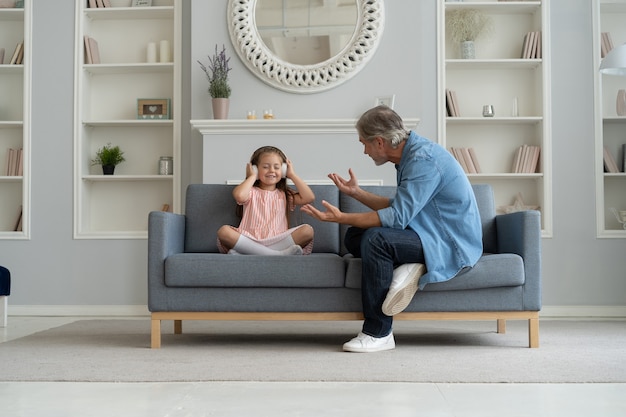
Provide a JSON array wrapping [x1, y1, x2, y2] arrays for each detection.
[[448, 9, 492, 59], [91, 143, 125, 175], [198, 44, 232, 119]]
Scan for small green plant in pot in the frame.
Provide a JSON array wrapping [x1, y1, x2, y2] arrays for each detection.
[[91, 143, 125, 175]]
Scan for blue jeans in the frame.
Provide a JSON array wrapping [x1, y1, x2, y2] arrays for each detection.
[[345, 227, 425, 338]]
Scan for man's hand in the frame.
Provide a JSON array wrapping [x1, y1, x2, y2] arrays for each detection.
[[301, 200, 344, 223], [328, 168, 360, 197]]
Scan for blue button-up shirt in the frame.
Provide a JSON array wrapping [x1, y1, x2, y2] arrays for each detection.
[[377, 131, 483, 288]]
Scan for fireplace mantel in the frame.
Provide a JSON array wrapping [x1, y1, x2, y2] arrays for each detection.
[[190, 118, 420, 135], [191, 118, 420, 184]]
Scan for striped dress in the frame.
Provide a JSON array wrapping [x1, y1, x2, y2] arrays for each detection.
[[218, 186, 313, 254]]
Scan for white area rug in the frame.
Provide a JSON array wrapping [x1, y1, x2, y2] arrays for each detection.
[[0, 319, 624, 383]]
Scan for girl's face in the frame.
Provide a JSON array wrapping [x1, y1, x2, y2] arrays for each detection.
[[255, 152, 284, 188]]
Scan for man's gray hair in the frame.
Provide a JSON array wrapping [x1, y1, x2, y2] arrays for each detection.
[[356, 105, 410, 148]]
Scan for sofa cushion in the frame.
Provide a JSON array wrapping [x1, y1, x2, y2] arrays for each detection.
[[165, 253, 346, 288], [184, 184, 341, 254], [344, 253, 524, 291], [290, 185, 340, 253], [185, 184, 239, 253]]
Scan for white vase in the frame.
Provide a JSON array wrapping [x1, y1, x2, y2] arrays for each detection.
[[461, 41, 475, 59], [617, 89, 626, 117]]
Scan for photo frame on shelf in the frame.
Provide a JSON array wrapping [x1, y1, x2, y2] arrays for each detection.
[[131, 0, 152, 6], [137, 99, 171, 120]]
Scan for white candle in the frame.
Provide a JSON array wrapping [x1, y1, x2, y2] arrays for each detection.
[[159, 40, 170, 63], [146, 42, 157, 63]]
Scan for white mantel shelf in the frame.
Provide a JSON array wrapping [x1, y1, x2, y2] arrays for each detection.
[[190, 118, 420, 135]]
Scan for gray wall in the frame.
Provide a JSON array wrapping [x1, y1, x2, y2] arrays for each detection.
[[0, 0, 624, 313]]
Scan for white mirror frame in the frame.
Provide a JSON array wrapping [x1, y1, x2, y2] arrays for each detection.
[[228, 0, 385, 94]]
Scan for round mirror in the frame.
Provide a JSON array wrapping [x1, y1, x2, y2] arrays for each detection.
[[228, 0, 385, 94]]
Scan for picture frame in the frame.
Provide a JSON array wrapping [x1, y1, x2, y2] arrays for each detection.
[[131, 0, 152, 6], [137, 98, 171, 120]]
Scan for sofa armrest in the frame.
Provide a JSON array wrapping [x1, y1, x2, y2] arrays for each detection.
[[495, 210, 541, 310], [148, 211, 185, 311]]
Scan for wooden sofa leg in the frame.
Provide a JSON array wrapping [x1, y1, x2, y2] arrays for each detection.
[[528, 318, 539, 348], [497, 319, 506, 334], [174, 320, 182, 334], [151, 319, 161, 349]]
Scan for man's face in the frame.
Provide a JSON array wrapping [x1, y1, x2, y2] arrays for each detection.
[[360, 136, 387, 166]]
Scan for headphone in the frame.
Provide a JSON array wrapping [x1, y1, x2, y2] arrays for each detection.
[[252, 163, 287, 178]]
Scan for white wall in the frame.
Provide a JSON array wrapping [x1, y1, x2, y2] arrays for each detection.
[[0, 0, 624, 315]]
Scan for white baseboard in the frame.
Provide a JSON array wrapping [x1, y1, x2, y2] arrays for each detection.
[[539, 305, 626, 318], [8, 305, 150, 317], [5, 305, 626, 318]]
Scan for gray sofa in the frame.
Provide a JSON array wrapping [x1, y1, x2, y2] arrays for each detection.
[[148, 184, 541, 348]]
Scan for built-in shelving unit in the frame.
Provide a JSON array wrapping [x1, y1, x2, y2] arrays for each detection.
[[0, 1, 30, 239], [73, 0, 181, 239], [593, 0, 626, 238], [437, 0, 552, 236]]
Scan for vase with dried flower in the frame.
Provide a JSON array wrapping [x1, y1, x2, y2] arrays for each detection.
[[448, 9, 492, 59], [198, 44, 232, 119]]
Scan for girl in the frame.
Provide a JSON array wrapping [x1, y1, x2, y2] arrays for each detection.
[[217, 146, 315, 255]]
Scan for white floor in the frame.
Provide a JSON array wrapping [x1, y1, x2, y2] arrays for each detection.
[[1, 317, 625, 417]]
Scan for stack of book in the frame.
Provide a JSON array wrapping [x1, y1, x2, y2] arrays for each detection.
[[83, 36, 101, 64], [521, 31, 542, 59], [445, 89, 461, 117], [88, 0, 112, 7], [512, 145, 540, 173], [4, 148, 23, 176], [603, 145, 625, 173], [449, 147, 481, 174], [601, 32, 614, 58], [8, 42, 24, 65]]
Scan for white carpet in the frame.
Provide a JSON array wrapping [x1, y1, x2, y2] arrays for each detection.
[[0, 319, 624, 383]]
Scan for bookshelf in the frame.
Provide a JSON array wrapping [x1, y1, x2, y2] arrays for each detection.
[[437, 0, 552, 236], [593, 0, 626, 238], [0, 1, 30, 239], [73, 0, 181, 239]]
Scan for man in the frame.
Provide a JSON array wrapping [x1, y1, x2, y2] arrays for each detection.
[[301, 106, 483, 352]]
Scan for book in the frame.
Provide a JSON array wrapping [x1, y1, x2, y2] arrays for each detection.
[[84, 35, 93, 64], [528, 32, 538, 59], [449, 147, 481, 174], [16, 148, 23, 176], [15, 42, 24, 65], [88, 0, 97, 8], [88, 37, 101, 64], [522, 32, 534, 59], [520, 33, 528, 59], [601, 32, 614, 58], [511, 145, 541, 173], [0, 48, 4, 65], [9, 42, 23, 65], [622, 144, 626, 173], [450, 90, 461, 117], [468, 148, 482, 173], [96, 0, 105, 7], [445, 89, 457, 117], [445, 89, 454, 117], [535, 31, 542, 59], [14, 206, 22, 232], [603, 146, 619, 173], [461, 147, 477, 174]]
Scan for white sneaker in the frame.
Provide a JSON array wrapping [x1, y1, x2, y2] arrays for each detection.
[[342, 332, 395, 353], [382, 263, 425, 316]]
